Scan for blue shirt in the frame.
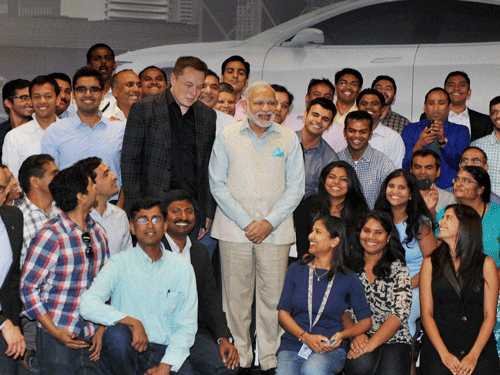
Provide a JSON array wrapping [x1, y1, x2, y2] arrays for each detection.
[[80, 245, 198, 372], [402, 119, 469, 189], [277, 262, 371, 353], [41, 114, 125, 194]]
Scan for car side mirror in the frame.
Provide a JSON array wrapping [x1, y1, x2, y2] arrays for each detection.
[[281, 28, 324, 47]]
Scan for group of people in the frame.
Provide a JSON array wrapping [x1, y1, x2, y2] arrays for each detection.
[[0, 41, 499, 375]]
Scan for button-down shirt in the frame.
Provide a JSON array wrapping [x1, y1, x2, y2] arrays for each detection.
[[80, 245, 197, 372], [0, 217, 13, 312], [89, 203, 132, 257], [448, 108, 471, 135], [297, 131, 339, 197], [16, 197, 59, 267], [20, 208, 108, 338], [2, 117, 58, 179], [380, 109, 410, 134], [103, 101, 126, 122], [338, 145, 395, 209], [215, 109, 236, 133], [370, 122, 405, 168], [471, 132, 500, 195], [165, 232, 192, 262], [233, 98, 245, 121], [41, 114, 125, 198], [334, 103, 357, 125], [209, 119, 305, 230]]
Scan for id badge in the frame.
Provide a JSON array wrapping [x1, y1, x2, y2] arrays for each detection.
[[298, 343, 312, 359]]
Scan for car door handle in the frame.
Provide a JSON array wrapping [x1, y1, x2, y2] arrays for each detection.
[[371, 57, 402, 63]]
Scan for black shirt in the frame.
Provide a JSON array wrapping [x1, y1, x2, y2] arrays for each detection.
[[0, 119, 12, 162]]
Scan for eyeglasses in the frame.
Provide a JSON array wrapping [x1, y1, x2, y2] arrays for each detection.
[[452, 176, 477, 184], [74, 86, 102, 95], [136, 217, 164, 225], [81, 232, 94, 259], [9, 95, 30, 103]]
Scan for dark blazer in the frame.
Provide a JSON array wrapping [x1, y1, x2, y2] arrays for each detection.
[[0, 205, 23, 327], [419, 108, 492, 142], [162, 236, 231, 341], [121, 89, 217, 222]]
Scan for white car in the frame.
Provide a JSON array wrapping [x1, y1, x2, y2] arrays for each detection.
[[116, 0, 500, 121]]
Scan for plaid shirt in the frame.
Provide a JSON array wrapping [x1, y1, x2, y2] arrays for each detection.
[[20, 208, 109, 338], [471, 132, 500, 195], [380, 109, 410, 134], [16, 197, 59, 267]]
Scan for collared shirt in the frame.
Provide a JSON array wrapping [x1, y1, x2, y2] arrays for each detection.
[[380, 109, 410, 134], [370, 122, 405, 168], [209, 118, 305, 230], [0, 217, 13, 312], [448, 108, 471, 134], [215, 109, 236, 133], [16, 197, 59, 267], [3, 117, 58, 179], [103, 101, 126, 122], [20, 208, 108, 338], [233, 98, 245, 121], [334, 103, 357, 125], [41, 113, 125, 197], [338, 145, 395, 209], [165, 232, 192, 263], [297, 130, 339, 197], [89, 203, 132, 257], [100, 88, 117, 115], [471, 132, 500, 195], [80, 245, 197, 372]]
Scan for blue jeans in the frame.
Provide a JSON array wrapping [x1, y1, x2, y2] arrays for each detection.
[[344, 343, 411, 375], [276, 348, 346, 375], [99, 323, 193, 375], [190, 329, 239, 375], [36, 326, 104, 375]]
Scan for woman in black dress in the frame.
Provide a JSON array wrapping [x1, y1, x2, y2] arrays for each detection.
[[420, 204, 499, 375]]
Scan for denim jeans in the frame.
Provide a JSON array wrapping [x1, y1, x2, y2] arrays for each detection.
[[276, 348, 346, 375], [37, 326, 104, 375], [99, 323, 193, 375], [190, 328, 239, 375], [344, 343, 411, 375]]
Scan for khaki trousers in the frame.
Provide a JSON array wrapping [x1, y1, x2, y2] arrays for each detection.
[[219, 240, 290, 370]]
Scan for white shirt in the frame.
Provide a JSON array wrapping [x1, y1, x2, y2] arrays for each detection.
[[90, 203, 132, 257], [448, 108, 471, 135], [215, 109, 236, 133], [100, 88, 117, 115], [370, 122, 405, 168], [2, 116, 58, 179], [165, 232, 192, 263], [103, 101, 126, 122]]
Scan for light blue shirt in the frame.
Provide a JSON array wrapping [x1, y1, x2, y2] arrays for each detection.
[[41, 114, 125, 195], [80, 245, 198, 371], [209, 119, 305, 230], [0, 217, 12, 312]]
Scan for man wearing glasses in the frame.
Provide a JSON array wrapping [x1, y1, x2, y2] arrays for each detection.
[[42, 66, 125, 203], [20, 165, 108, 374], [0, 79, 33, 162]]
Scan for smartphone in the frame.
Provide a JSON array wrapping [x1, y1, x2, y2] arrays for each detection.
[[417, 178, 432, 190], [427, 119, 434, 128]]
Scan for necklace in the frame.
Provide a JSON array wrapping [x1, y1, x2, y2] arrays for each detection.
[[311, 263, 328, 281]]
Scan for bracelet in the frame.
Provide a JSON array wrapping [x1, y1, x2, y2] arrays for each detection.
[[298, 331, 306, 342]]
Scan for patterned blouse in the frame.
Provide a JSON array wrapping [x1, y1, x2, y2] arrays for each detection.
[[349, 259, 413, 345]]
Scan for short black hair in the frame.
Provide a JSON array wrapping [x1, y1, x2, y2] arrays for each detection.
[[47, 72, 71, 86], [73, 66, 104, 90], [371, 75, 397, 94], [206, 69, 220, 82], [130, 197, 163, 221], [410, 149, 442, 170], [219, 82, 235, 94], [271, 84, 294, 106], [73, 157, 101, 183], [306, 78, 334, 97], [490, 96, 500, 111], [49, 166, 90, 212], [306, 97, 336, 118], [30, 75, 60, 97], [334, 68, 363, 87], [2, 78, 30, 113], [86, 43, 115, 64], [444, 71, 470, 87], [18, 154, 55, 194], [160, 190, 195, 219], [221, 55, 250, 78], [345, 110, 373, 130], [138, 66, 167, 82], [424, 87, 451, 104], [356, 88, 386, 108], [460, 166, 491, 203]]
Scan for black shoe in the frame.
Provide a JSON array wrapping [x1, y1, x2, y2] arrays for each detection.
[[238, 368, 251, 375], [262, 368, 276, 375]]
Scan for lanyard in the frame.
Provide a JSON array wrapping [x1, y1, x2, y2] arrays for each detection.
[[308, 266, 334, 332]]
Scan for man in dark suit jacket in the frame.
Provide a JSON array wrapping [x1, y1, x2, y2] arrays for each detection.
[[0, 167, 26, 373], [121, 56, 217, 243], [419, 71, 492, 142], [160, 190, 239, 375]]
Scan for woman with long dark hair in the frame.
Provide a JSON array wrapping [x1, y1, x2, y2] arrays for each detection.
[[374, 169, 437, 337], [276, 216, 372, 375], [344, 211, 412, 375], [294, 161, 369, 259], [420, 204, 499, 374]]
